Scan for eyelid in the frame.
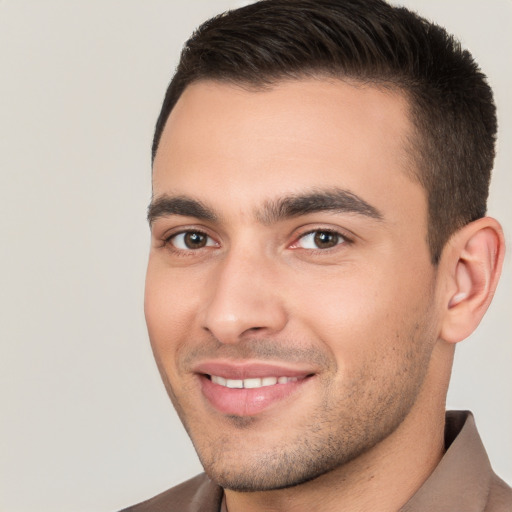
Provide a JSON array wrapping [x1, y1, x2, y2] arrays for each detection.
[[160, 225, 220, 251], [289, 226, 354, 250], [170, 231, 217, 250]]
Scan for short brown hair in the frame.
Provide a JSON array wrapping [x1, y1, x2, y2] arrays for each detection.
[[152, 0, 497, 264]]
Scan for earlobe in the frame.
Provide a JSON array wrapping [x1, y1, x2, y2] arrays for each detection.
[[440, 217, 505, 344]]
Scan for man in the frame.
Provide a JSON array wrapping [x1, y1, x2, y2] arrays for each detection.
[[123, 0, 511, 510]]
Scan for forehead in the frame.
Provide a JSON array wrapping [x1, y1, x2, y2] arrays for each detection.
[[152, 78, 423, 222]]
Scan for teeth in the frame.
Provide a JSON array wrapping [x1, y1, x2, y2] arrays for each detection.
[[210, 375, 300, 389], [244, 378, 264, 389], [211, 375, 227, 386], [226, 379, 243, 388], [261, 377, 277, 386]]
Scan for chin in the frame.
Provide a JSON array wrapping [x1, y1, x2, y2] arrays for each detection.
[[197, 435, 374, 493]]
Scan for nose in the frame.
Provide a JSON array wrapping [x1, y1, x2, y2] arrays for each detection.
[[199, 249, 288, 344]]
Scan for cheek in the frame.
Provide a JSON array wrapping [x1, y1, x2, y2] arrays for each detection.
[[289, 262, 435, 367], [144, 260, 198, 357], [293, 267, 388, 334]]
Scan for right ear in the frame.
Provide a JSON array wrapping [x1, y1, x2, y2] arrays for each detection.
[[437, 217, 505, 344]]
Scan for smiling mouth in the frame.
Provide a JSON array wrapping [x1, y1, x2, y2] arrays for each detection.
[[200, 372, 313, 416], [194, 360, 317, 416], [208, 374, 304, 389]]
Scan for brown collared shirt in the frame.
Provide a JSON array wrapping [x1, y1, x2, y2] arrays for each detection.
[[121, 411, 512, 512]]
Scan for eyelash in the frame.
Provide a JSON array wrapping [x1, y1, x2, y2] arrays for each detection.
[[161, 227, 354, 255], [162, 229, 217, 256], [290, 228, 353, 252]]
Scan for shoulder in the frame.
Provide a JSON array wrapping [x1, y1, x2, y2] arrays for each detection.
[[119, 473, 223, 512], [485, 474, 512, 512]]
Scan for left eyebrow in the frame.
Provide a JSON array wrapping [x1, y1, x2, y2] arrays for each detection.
[[147, 195, 217, 225], [257, 188, 383, 224]]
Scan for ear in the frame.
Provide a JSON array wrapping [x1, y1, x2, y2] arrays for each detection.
[[439, 217, 505, 344]]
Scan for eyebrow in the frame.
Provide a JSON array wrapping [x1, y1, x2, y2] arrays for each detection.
[[147, 195, 217, 225], [147, 188, 383, 226], [257, 188, 383, 224]]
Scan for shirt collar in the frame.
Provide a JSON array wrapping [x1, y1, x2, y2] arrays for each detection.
[[220, 411, 493, 512], [400, 410, 492, 511]]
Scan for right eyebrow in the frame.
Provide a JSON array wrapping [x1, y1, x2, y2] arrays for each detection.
[[147, 195, 218, 225], [256, 188, 383, 225]]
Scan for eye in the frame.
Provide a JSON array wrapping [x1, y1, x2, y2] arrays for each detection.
[[294, 230, 345, 250], [169, 231, 217, 250]]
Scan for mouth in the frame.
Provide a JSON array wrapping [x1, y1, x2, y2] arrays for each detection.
[[194, 361, 315, 417], [209, 374, 303, 389]]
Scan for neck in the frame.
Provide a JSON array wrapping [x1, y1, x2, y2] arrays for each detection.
[[224, 343, 453, 512]]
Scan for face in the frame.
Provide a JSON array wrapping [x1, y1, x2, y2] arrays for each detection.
[[145, 79, 442, 491]]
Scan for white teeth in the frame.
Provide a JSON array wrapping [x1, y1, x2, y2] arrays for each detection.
[[210, 375, 299, 389], [211, 375, 227, 386], [244, 378, 263, 389], [226, 379, 243, 389]]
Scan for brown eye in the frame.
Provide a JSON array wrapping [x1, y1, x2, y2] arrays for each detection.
[[296, 230, 344, 250], [313, 231, 340, 249], [184, 232, 207, 248], [170, 231, 216, 250]]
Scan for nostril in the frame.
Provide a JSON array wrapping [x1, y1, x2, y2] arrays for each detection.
[[200, 295, 288, 344]]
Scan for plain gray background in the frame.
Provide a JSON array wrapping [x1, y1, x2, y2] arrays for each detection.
[[0, 1, 510, 511]]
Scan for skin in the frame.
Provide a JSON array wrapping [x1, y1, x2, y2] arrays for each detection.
[[145, 79, 502, 512]]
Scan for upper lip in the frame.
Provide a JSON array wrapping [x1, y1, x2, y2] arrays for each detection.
[[192, 360, 316, 380]]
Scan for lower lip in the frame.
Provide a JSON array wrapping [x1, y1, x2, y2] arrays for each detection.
[[200, 375, 309, 416]]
